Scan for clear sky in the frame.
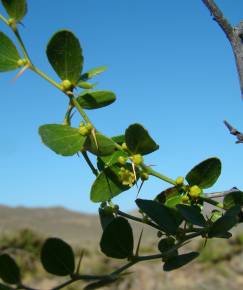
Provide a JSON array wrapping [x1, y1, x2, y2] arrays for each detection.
[[1, 0, 243, 213]]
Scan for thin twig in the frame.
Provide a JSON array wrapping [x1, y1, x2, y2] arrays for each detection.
[[224, 120, 243, 144]]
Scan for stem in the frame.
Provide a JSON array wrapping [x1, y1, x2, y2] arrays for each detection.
[[0, 14, 8, 25], [117, 210, 161, 231], [69, 96, 91, 124], [146, 167, 177, 186], [200, 197, 224, 209], [63, 103, 74, 125], [13, 30, 32, 63], [82, 151, 99, 176]]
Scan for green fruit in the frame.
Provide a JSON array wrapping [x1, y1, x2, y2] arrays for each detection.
[[189, 185, 202, 199], [17, 58, 28, 67], [121, 142, 128, 151], [140, 171, 149, 181], [175, 176, 184, 185], [118, 156, 127, 165], [130, 154, 143, 165], [79, 126, 89, 136], [61, 79, 73, 91]]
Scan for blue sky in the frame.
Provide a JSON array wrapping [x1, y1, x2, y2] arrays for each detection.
[[1, 0, 243, 213]]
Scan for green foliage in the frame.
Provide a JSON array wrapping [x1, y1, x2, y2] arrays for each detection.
[[90, 164, 133, 202], [0, 31, 20, 72], [39, 124, 86, 156], [40, 238, 75, 276], [1, 0, 27, 21], [100, 217, 133, 259], [208, 206, 241, 238], [80, 66, 107, 81], [163, 252, 199, 271], [46, 30, 83, 84], [125, 123, 159, 155], [0, 254, 21, 284], [176, 204, 207, 227], [0, 1, 243, 289], [76, 91, 116, 110], [136, 199, 182, 235], [186, 157, 221, 189], [84, 132, 117, 156]]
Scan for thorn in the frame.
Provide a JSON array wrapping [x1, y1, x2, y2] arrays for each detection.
[[91, 129, 99, 151], [12, 64, 29, 82], [131, 162, 137, 187], [75, 250, 85, 275], [135, 228, 143, 256], [136, 181, 144, 198]]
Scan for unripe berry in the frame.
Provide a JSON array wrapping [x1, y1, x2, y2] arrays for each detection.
[[61, 79, 73, 91], [121, 142, 128, 151], [79, 126, 89, 136], [130, 154, 143, 166], [175, 176, 184, 185], [85, 123, 93, 132], [17, 58, 28, 67], [189, 185, 202, 198], [181, 195, 189, 203], [140, 171, 149, 181], [118, 156, 127, 165]]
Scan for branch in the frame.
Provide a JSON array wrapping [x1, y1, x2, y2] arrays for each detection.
[[207, 186, 241, 198], [224, 120, 243, 143], [202, 0, 243, 97]]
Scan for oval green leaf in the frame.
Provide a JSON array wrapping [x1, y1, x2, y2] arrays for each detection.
[[90, 165, 132, 202], [163, 252, 199, 271], [99, 207, 115, 230], [41, 238, 75, 276], [84, 132, 117, 156], [136, 199, 181, 234], [80, 66, 107, 81], [208, 205, 241, 238], [176, 204, 207, 227], [100, 217, 133, 259], [46, 30, 83, 83], [186, 157, 221, 189], [76, 91, 116, 110], [125, 123, 159, 155], [0, 31, 20, 72], [39, 124, 86, 156], [1, 0, 27, 21], [0, 254, 21, 284]]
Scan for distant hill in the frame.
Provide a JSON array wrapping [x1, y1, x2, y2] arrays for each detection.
[[0, 205, 100, 246]]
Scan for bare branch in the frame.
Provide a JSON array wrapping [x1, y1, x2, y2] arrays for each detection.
[[224, 120, 243, 143], [202, 0, 243, 97], [201, 0, 234, 41]]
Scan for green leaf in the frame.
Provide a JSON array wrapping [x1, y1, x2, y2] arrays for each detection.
[[186, 157, 221, 189], [84, 132, 117, 156], [77, 81, 96, 89], [98, 150, 128, 170], [163, 252, 199, 271], [39, 124, 86, 156], [80, 66, 107, 81], [208, 206, 241, 238], [90, 165, 132, 202], [125, 123, 159, 155], [155, 186, 180, 204], [223, 190, 243, 210], [46, 30, 83, 83], [176, 204, 207, 227], [1, 0, 27, 21], [0, 254, 21, 284], [136, 199, 181, 234], [210, 210, 223, 223], [0, 31, 20, 72], [111, 134, 125, 145], [41, 238, 75, 276], [100, 217, 133, 259], [99, 207, 115, 230], [76, 91, 116, 110], [165, 195, 182, 208]]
